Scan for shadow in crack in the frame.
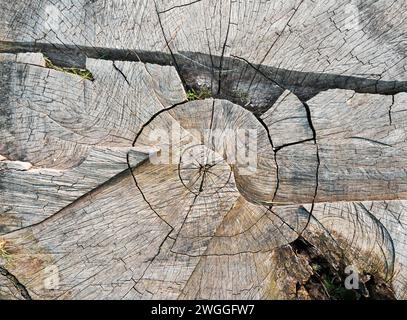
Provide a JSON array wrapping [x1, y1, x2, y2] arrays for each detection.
[[2, 41, 406, 117]]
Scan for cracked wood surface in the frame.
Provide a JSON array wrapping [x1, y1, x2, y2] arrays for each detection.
[[1, 0, 405, 82], [0, 0, 407, 300]]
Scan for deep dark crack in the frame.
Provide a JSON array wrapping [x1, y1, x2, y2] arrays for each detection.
[[0, 266, 32, 300], [2, 41, 406, 117]]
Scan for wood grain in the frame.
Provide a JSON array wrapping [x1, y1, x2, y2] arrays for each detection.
[[0, 0, 406, 300]]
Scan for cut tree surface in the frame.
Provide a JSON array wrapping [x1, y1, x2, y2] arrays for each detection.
[[0, 0, 406, 300]]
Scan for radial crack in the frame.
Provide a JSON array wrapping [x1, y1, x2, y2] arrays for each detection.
[[0, 266, 32, 300]]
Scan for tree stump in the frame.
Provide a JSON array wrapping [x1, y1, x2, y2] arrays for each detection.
[[0, 0, 406, 300]]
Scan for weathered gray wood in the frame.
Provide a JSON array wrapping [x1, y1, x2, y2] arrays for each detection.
[[0, 53, 185, 169], [272, 90, 407, 204], [0, 52, 185, 233], [311, 91, 407, 202], [261, 90, 314, 148], [1, 0, 405, 81], [1, 0, 405, 116], [0, 147, 149, 233], [2, 91, 407, 299], [0, 0, 406, 301]]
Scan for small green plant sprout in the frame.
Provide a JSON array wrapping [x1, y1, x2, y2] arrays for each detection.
[[44, 57, 94, 81], [186, 86, 212, 101], [311, 262, 322, 272], [234, 89, 250, 106], [322, 275, 360, 300], [0, 238, 12, 261]]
